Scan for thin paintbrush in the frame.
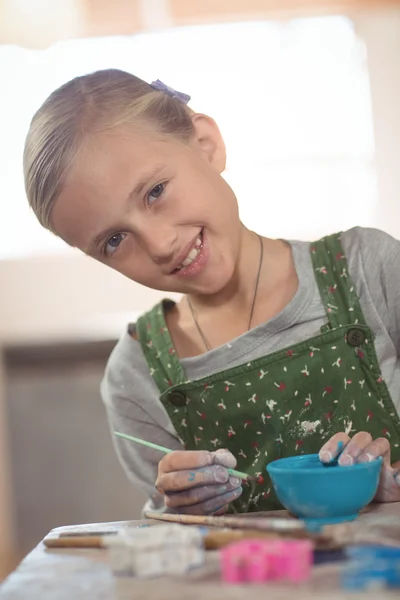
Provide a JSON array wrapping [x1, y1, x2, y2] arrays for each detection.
[[113, 431, 253, 481]]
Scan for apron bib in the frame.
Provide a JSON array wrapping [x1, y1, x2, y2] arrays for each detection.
[[137, 233, 400, 512]]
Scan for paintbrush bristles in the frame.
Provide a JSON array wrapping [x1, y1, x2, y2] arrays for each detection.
[[113, 431, 252, 481]]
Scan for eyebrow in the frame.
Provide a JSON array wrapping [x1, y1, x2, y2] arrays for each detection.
[[126, 163, 166, 204], [87, 164, 166, 254]]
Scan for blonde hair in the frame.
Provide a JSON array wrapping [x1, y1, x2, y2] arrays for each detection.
[[23, 69, 194, 232]]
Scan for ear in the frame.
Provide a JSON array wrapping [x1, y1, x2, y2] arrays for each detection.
[[190, 113, 226, 173]]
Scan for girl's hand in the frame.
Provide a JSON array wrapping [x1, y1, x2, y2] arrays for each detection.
[[155, 448, 243, 515], [319, 431, 400, 502]]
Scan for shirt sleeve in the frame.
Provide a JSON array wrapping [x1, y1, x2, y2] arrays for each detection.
[[342, 226, 400, 354], [100, 332, 183, 515]]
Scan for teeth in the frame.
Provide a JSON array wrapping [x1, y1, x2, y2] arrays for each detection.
[[188, 247, 199, 260], [181, 247, 199, 266], [176, 234, 203, 271]]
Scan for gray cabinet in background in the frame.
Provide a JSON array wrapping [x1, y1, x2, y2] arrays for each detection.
[[4, 341, 146, 557]]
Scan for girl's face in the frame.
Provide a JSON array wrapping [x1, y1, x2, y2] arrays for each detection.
[[52, 116, 242, 295]]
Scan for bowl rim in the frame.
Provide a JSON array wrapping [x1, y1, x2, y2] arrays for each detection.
[[266, 453, 383, 475]]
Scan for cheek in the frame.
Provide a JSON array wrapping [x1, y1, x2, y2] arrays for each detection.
[[114, 254, 152, 281], [113, 262, 157, 288], [110, 243, 167, 287]]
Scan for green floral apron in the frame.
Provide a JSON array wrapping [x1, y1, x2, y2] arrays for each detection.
[[137, 233, 400, 512]]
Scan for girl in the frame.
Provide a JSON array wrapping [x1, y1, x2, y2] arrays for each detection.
[[23, 69, 400, 516]]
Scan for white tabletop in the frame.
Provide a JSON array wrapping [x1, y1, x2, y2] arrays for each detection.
[[1, 503, 399, 599]]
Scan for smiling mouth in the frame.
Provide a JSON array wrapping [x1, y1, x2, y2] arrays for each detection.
[[172, 230, 203, 273]]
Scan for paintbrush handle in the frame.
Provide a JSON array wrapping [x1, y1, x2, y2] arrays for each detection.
[[114, 431, 251, 481], [143, 511, 306, 533], [227, 468, 251, 480], [205, 529, 294, 549], [44, 536, 104, 549], [44, 530, 286, 550], [114, 432, 172, 454], [44, 529, 321, 551]]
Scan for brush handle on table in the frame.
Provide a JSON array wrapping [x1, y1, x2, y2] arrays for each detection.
[[44, 529, 307, 551], [44, 536, 105, 549]]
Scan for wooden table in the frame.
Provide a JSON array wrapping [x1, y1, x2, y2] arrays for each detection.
[[1, 503, 399, 599]]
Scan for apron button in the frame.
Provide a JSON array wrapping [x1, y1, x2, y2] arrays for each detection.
[[169, 391, 187, 407], [347, 328, 365, 347]]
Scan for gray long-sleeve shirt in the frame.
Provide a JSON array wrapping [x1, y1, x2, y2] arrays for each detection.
[[100, 227, 400, 512]]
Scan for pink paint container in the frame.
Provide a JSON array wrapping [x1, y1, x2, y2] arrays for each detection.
[[220, 538, 313, 584], [244, 542, 272, 582], [273, 540, 313, 582], [220, 541, 271, 583]]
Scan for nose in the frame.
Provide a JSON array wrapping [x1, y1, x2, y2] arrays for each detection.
[[138, 224, 177, 265]]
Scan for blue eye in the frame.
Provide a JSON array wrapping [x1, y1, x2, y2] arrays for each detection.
[[104, 233, 126, 256], [147, 182, 165, 206]]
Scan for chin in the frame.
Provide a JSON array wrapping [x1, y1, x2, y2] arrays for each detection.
[[142, 259, 235, 297], [185, 269, 235, 296]]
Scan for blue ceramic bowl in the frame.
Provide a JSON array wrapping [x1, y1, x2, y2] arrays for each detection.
[[266, 453, 383, 526]]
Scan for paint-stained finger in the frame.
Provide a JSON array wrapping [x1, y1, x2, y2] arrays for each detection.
[[212, 449, 237, 469], [176, 487, 243, 515], [164, 480, 241, 509], [158, 450, 213, 475], [394, 460, 400, 487], [358, 437, 391, 465], [156, 464, 230, 494], [392, 460, 400, 494], [338, 431, 373, 466], [374, 464, 400, 502], [319, 432, 350, 463]]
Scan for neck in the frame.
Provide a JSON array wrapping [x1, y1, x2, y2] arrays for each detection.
[[170, 226, 297, 356], [188, 226, 276, 313]]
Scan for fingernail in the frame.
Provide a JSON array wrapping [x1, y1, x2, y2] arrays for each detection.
[[339, 454, 353, 466], [319, 450, 332, 463], [394, 470, 400, 485], [358, 453, 374, 464], [214, 466, 229, 483], [229, 476, 240, 487], [230, 486, 242, 498]]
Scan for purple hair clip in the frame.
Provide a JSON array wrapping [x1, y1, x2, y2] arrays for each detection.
[[150, 79, 191, 104]]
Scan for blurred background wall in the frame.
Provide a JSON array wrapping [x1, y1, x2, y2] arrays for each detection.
[[1, 0, 400, 579]]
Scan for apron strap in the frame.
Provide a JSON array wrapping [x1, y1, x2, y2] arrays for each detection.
[[310, 232, 367, 330], [136, 299, 188, 394]]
